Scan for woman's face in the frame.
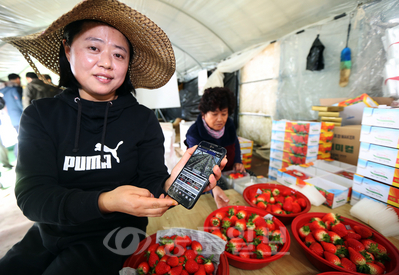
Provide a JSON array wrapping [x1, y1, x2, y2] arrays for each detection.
[[203, 108, 229, 131], [64, 22, 130, 101]]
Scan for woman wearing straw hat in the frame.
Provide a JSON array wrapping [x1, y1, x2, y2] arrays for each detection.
[[0, 0, 226, 274]]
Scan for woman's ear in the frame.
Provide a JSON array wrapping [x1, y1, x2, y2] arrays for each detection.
[[63, 39, 71, 62]]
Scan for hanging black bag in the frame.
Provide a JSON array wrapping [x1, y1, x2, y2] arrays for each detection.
[[306, 35, 325, 71]]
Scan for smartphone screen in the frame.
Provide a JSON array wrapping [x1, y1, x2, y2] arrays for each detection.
[[167, 141, 226, 209]]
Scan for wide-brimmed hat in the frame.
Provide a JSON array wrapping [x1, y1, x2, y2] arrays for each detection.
[[1, 0, 176, 89]]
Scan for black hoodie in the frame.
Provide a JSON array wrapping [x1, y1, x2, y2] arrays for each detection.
[[15, 88, 168, 247]]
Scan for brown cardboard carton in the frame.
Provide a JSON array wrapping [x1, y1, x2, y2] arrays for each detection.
[[331, 125, 362, 165]]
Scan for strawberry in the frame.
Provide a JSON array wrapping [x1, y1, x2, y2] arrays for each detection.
[[348, 247, 366, 266], [312, 229, 331, 243], [160, 255, 169, 262], [193, 264, 206, 275], [184, 249, 197, 260], [210, 217, 220, 227], [324, 221, 333, 231], [254, 243, 272, 259], [229, 215, 238, 226], [268, 243, 279, 255], [155, 261, 171, 275], [309, 242, 324, 258], [275, 195, 285, 204], [271, 204, 282, 214], [310, 217, 322, 222], [255, 226, 268, 237], [203, 255, 215, 274], [344, 232, 361, 241], [305, 234, 316, 247], [195, 255, 205, 264], [320, 241, 336, 254], [297, 198, 306, 208], [178, 256, 185, 266], [298, 225, 311, 239], [291, 202, 302, 213], [272, 188, 280, 197], [324, 251, 341, 266], [353, 225, 373, 239], [236, 210, 248, 220], [366, 242, 390, 262], [374, 261, 386, 273], [226, 227, 241, 239], [243, 230, 256, 243], [227, 207, 237, 217], [167, 256, 179, 267], [181, 270, 189, 275], [191, 241, 203, 254], [221, 217, 231, 228], [269, 197, 276, 204], [235, 219, 247, 231], [327, 231, 344, 245], [265, 219, 276, 231], [266, 204, 273, 212], [365, 251, 375, 262], [256, 201, 267, 209], [214, 211, 226, 221], [335, 244, 348, 258], [366, 262, 384, 274], [174, 235, 190, 249], [270, 229, 285, 245], [163, 239, 175, 255], [246, 220, 256, 230], [341, 257, 356, 272], [168, 265, 183, 275], [148, 251, 159, 268], [322, 213, 343, 224], [211, 229, 227, 241], [156, 245, 166, 258], [331, 221, 348, 237], [346, 238, 365, 253], [256, 193, 270, 202], [253, 235, 269, 245], [146, 243, 160, 258], [309, 219, 326, 231], [226, 238, 244, 254], [184, 259, 199, 273], [283, 200, 293, 212], [137, 262, 150, 275]]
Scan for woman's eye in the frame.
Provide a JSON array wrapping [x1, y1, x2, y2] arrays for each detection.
[[115, 53, 124, 59], [89, 46, 97, 51]]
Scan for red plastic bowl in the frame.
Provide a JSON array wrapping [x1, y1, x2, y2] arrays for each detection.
[[203, 205, 291, 270], [243, 183, 311, 224], [292, 212, 399, 274], [123, 233, 229, 275]]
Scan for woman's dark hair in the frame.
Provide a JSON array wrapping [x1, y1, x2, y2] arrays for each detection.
[[59, 19, 135, 95], [199, 87, 236, 115]]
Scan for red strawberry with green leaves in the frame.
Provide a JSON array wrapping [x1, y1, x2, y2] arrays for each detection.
[[268, 243, 279, 255], [210, 217, 220, 227], [305, 234, 316, 247], [264, 219, 275, 231], [167, 256, 179, 267], [309, 219, 326, 231], [309, 242, 324, 258], [255, 226, 268, 237], [270, 229, 285, 244], [236, 210, 248, 220], [344, 232, 361, 241], [331, 220, 348, 237], [374, 261, 386, 273], [246, 220, 256, 230], [320, 241, 337, 254], [155, 261, 171, 275], [146, 243, 160, 258], [226, 238, 244, 254], [168, 265, 183, 275], [214, 211, 226, 221], [348, 247, 367, 266], [341, 257, 356, 272], [243, 230, 256, 243], [160, 255, 169, 262], [184, 250, 197, 260], [327, 231, 344, 245], [313, 229, 331, 243], [297, 198, 306, 208], [324, 251, 342, 266], [272, 188, 280, 197], [365, 242, 390, 262], [322, 213, 343, 224], [174, 235, 190, 249], [156, 245, 166, 258], [193, 264, 206, 275], [228, 207, 237, 217], [282, 199, 293, 212], [184, 259, 199, 274], [191, 241, 203, 254], [346, 238, 365, 253], [203, 255, 215, 274], [195, 255, 205, 264], [137, 262, 150, 275], [226, 227, 241, 239], [253, 235, 269, 245], [291, 202, 302, 213], [335, 244, 348, 258], [148, 251, 159, 268], [254, 243, 271, 259], [235, 219, 247, 231], [229, 215, 238, 226], [256, 201, 267, 209], [365, 262, 384, 274], [221, 217, 231, 228], [298, 225, 311, 239], [353, 225, 373, 239]]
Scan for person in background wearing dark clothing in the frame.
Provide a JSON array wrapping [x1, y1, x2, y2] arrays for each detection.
[[7, 73, 23, 99], [186, 87, 245, 208], [1, 80, 23, 159], [0, 0, 226, 274], [22, 72, 60, 109], [0, 89, 13, 170]]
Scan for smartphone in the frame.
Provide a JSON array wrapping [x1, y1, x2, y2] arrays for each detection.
[[167, 141, 227, 209]]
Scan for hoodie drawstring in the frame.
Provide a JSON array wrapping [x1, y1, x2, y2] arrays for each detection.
[[72, 97, 82, 153], [100, 101, 112, 162]]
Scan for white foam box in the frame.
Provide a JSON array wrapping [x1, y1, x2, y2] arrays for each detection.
[[268, 166, 279, 179], [271, 130, 320, 147], [359, 142, 399, 168], [221, 170, 251, 189], [277, 165, 330, 187], [305, 176, 350, 209], [362, 107, 399, 129], [352, 173, 399, 208], [356, 158, 399, 188], [360, 125, 399, 149], [310, 159, 357, 173], [313, 173, 353, 203], [272, 120, 322, 135]]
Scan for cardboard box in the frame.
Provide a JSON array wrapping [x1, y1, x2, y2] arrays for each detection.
[[353, 173, 399, 208], [238, 136, 254, 150], [331, 125, 362, 165], [270, 157, 289, 169], [271, 130, 320, 146], [360, 125, 399, 149], [268, 166, 279, 179], [271, 139, 318, 157], [320, 97, 394, 126], [272, 120, 322, 135], [359, 142, 399, 168], [362, 107, 399, 129], [356, 158, 399, 187], [270, 149, 317, 165]]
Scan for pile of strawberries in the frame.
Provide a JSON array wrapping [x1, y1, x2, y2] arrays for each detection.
[[298, 213, 391, 274], [247, 187, 307, 214], [136, 235, 216, 275], [207, 207, 286, 259]]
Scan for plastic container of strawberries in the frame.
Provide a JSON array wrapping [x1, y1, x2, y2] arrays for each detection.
[[123, 233, 229, 275], [291, 212, 399, 274], [203, 205, 291, 270], [243, 183, 311, 224]]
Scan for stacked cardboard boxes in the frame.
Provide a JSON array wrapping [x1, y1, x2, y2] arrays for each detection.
[[318, 122, 335, 160], [268, 120, 320, 180], [351, 107, 399, 210], [238, 136, 253, 170]]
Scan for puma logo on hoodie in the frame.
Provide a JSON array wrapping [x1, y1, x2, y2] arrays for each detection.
[[63, 141, 124, 171]]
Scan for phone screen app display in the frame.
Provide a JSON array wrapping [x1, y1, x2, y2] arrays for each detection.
[[169, 147, 223, 206]]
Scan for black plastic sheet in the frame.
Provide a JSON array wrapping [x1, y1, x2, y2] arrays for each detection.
[[306, 35, 325, 71]]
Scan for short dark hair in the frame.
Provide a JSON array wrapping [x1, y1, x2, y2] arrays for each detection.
[[43, 74, 52, 81], [8, 73, 20, 81], [59, 19, 135, 95], [26, 72, 38, 79], [199, 87, 236, 115]]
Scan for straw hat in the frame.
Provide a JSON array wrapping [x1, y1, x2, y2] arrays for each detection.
[[1, 0, 176, 89]]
